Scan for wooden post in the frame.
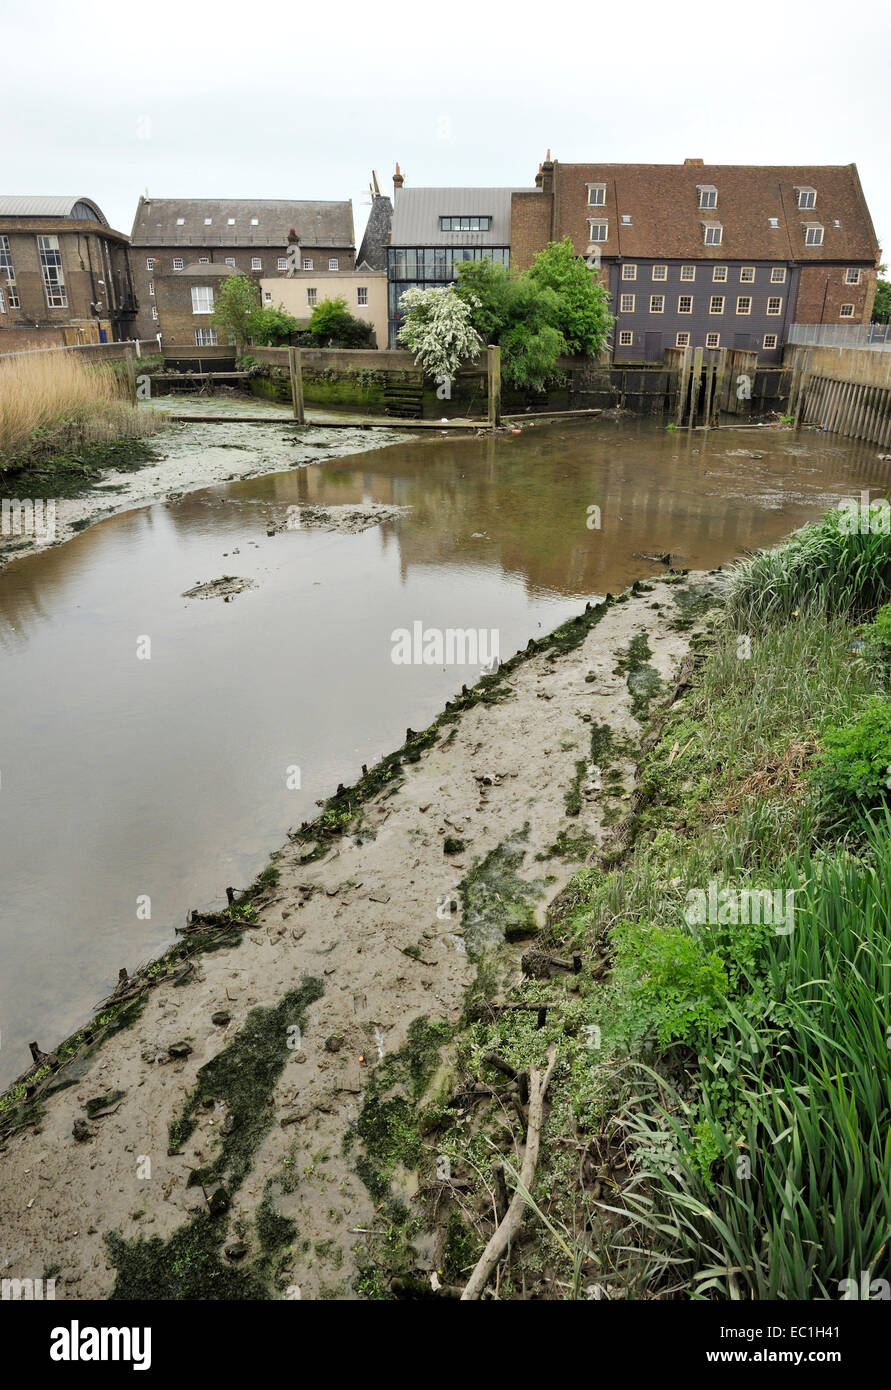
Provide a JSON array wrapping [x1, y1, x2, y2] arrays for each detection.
[[487, 344, 502, 429], [688, 346, 703, 430], [711, 349, 727, 428], [123, 344, 137, 403], [675, 346, 690, 428], [288, 346, 305, 424], [702, 354, 715, 429]]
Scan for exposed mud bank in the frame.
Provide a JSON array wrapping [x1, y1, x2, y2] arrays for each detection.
[[0, 416, 409, 565], [0, 570, 720, 1300]]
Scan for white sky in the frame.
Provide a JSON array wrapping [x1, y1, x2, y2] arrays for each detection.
[[5, 0, 889, 258]]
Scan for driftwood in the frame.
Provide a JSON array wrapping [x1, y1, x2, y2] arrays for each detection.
[[460, 1044, 558, 1300]]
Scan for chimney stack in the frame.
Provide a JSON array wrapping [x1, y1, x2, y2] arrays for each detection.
[[535, 163, 543, 189], [393, 163, 404, 192], [541, 153, 554, 197], [684, 158, 704, 166]]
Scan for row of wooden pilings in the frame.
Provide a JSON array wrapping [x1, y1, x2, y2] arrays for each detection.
[[791, 372, 891, 448]]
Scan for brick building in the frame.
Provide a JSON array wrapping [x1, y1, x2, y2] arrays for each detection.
[[512, 159, 881, 362], [130, 197, 355, 342], [0, 195, 137, 344]]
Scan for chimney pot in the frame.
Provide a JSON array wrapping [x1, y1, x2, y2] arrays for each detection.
[[684, 157, 704, 166], [393, 163, 404, 191]]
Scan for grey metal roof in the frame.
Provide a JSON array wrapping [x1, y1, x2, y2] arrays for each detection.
[[389, 187, 519, 247], [131, 197, 354, 248], [0, 195, 108, 223]]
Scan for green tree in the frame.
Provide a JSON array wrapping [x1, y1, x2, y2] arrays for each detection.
[[308, 296, 374, 347], [210, 274, 260, 354], [872, 265, 891, 324], [526, 237, 613, 355], [454, 260, 567, 391], [250, 303, 302, 346], [396, 286, 483, 378]]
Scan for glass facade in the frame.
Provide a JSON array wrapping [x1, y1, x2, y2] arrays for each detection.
[[388, 246, 509, 343]]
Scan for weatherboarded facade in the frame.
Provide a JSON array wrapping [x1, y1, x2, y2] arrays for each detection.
[[512, 160, 881, 362], [129, 197, 355, 341]]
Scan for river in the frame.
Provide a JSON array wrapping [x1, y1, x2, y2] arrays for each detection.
[[0, 413, 883, 1087]]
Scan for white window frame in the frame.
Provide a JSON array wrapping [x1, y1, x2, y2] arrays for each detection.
[[251, 217, 259, 226], [677, 294, 693, 314], [770, 266, 787, 283], [839, 303, 855, 318], [740, 266, 755, 283], [797, 188, 816, 210], [587, 184, 606, 207], [736, 296, 752, 316], [225, 257, 235, 267], [709, 295, 725, 314], [173, 257, 184, 271], [618, 329, 634, 347], [357, 287, 368, 306], [176, 217, 185, 226], [619, 293, 635, 313], [587, 221, 608, 242], [0, 287, 6, 313], [763, 333, 778, 350], [251, 257, 262, 270], [845, 268, 861, 285], [652, 264, 667, 281], [191, 286, 214, 314], [195, 327, 218, 346], [303, 258, 314, 270], [698, 186, 718, 209], [307, 288, 318, 307], [198, 256, 209, 264], [151, 306, 158, 321], [804, 224, 824, 246], [713, 265, 728, 282], [622, 264, 637, 280], [649, 294, 664, 314], [277, 257, 288, 270], [148, 280, 154, 296], [680, 265, 696, 282], [766, 296, 783, 316], [675, 331, 690, 347], [146, 257, 155, 270], [227, 218, 236, 226], [703, 223, 722, 246], [705, 331, 720, 348], [37, 234, 67, 308], [204, 217, 213, 226], [328, 257, 339, 271]]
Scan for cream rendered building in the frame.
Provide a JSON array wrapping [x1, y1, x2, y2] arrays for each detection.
[[260, 269, 388, 348]]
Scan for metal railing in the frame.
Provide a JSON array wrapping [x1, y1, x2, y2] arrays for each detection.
[[785, 322, 891, 349]]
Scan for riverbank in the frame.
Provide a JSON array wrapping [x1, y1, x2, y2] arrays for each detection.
[[0, 412, 409, 564], [0, 569, 717, 1299]]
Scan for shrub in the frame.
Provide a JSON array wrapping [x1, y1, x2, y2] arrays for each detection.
[[860, 600, 891, 675], [308, 296, 374, 348], [812, 697, 891, 827]]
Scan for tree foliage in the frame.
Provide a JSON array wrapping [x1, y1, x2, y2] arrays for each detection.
[[210, 275, 261, 353], [527, 237, 613, 356], [308, 296, 374, 347], [872, 266, 890, 324], [396, 286, 483, 379]]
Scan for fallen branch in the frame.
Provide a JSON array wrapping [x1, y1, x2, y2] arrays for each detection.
[[460, 1044, 558, 1300]]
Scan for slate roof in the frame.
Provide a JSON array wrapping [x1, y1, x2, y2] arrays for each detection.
[[131, 197, 354, 248], [551, 163, 880, 263], [357, 192, 392, 270], [389, 187, 518, 247]]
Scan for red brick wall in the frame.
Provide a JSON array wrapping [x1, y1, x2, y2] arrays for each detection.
[[795, 264, 877, 324], [510, 190, 554, 271]]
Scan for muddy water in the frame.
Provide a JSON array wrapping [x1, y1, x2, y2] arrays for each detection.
[[0, 415, 883, 1086]]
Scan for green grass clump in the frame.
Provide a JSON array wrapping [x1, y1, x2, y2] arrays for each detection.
[[726, 506, 891, 628]]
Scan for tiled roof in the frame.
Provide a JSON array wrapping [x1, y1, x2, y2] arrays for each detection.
[[130, 198, 354, 248], [552, 163, 879, 262]]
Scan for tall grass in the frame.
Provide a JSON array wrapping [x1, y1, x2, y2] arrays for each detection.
[[727, 509, 891, 627], [607, 818, 891, 1299], [0, 352, 163, 468]]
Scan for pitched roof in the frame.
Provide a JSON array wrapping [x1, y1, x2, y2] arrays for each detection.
[[357, 192, 393, 270], [130, 197, 354, 248], [551, 163, 879, 263], [0, 195, 109, 224], [390, 187, 519, 246]]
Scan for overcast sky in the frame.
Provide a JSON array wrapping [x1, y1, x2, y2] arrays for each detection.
[[5, 0, 888, 257]]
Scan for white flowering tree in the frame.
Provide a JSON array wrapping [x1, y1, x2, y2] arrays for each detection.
[[396, 286, 483, 379]]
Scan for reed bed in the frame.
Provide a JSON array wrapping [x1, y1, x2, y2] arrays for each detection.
[[0, 351, 164, 468]]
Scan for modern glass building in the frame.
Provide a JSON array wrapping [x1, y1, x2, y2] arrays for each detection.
[[387, 185, 516, 345]]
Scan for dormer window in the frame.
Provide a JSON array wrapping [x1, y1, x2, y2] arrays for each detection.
[[768, 217, 779, 228], [703, 222, 723, 246], [228, 218, 235, 225], [698, 184, 717, 209], [176, 217, 185, 225], [587, 183, 606, 207], [797, 187, 816, 209], [440, 216, 491, 231], [587, 220, 608, 242], [803, 223, 824, 246], [251, 217, 259, 226], [204, 217, 212, 225], [621, 214, 631, 225]]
